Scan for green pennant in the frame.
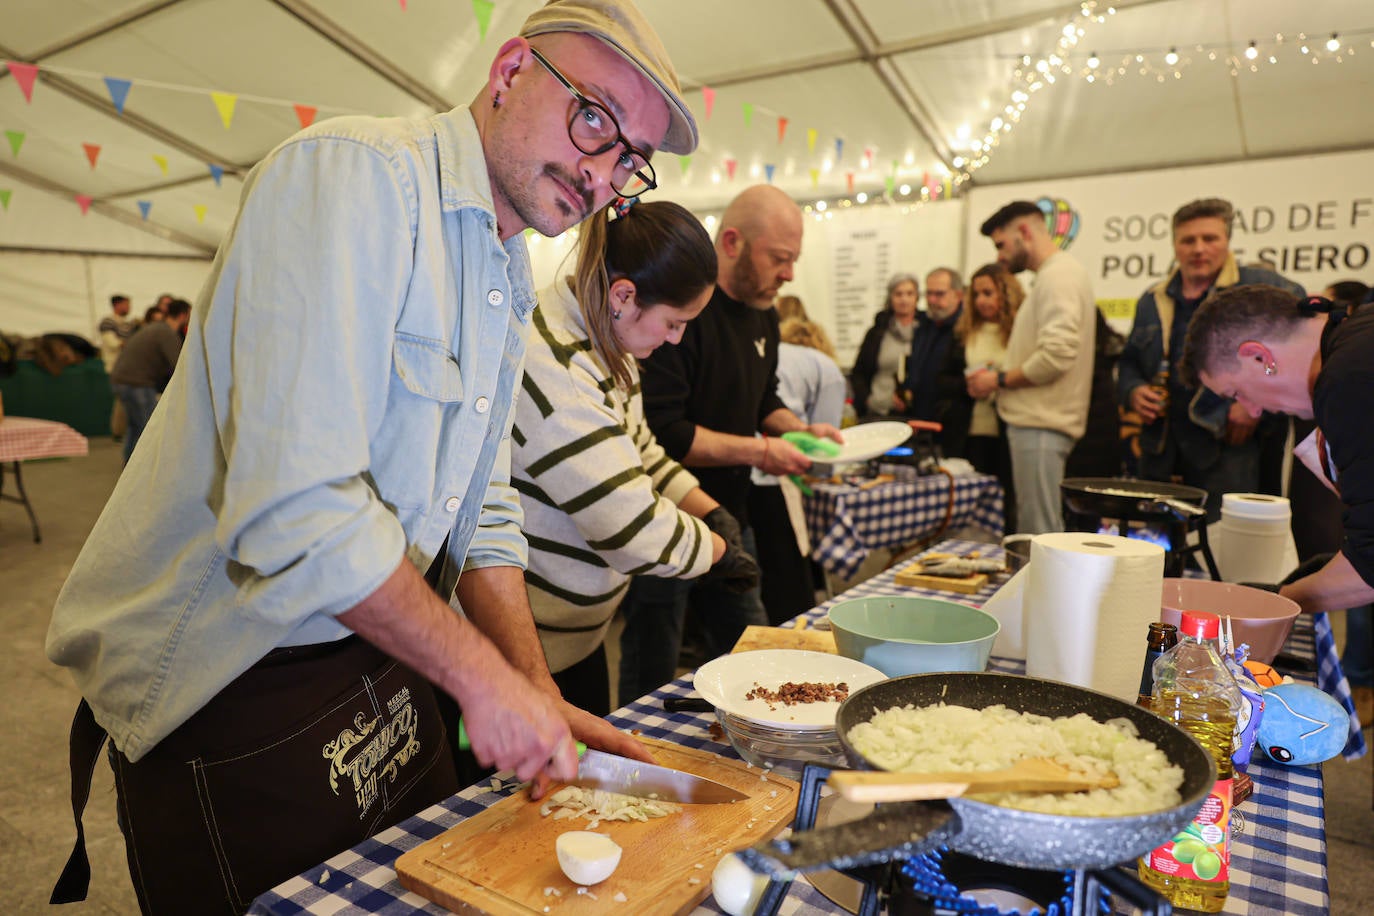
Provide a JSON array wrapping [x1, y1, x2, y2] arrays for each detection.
[[885, 176, 896, 197], [0, 189, 11, 211], [891, 158, 899, 176], [742, 103, 754, 128], [5, 130, 24, 157], [679, 155, 691, 176], [471, 0, 494, 40]]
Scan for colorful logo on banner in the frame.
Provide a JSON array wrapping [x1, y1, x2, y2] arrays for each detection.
[[1037, 197, 1081, 250]]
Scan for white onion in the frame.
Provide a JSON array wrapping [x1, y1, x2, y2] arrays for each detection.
[[711, 853, 769, 916], [556, 831, 622, 886]]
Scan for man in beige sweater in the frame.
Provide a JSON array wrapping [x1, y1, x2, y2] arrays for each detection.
[[969, 201, 1097, 533]]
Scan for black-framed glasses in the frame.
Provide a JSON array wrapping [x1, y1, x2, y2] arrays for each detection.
[[529, 47, 657, 198]]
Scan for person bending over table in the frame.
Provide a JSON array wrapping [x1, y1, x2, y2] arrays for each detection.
[[514, 199, 759, 716], [44, 1, 694, 911], [1182, 284, 1374, 618]]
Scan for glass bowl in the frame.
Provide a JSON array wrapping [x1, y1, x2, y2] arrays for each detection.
[[714, 708, 849, 769]]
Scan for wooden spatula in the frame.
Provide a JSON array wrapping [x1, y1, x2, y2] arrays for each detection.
[[828, 758, 1119, 802]]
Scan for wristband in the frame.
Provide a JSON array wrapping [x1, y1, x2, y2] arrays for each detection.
[[996, 370, 1007, 389]]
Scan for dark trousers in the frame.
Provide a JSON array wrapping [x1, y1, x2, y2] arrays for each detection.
[[98, 637, 457, 914], [747, 483, 817, 625]]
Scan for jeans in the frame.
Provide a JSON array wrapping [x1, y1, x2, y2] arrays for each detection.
[[1344, 605, 1373, 688], [111, 384, 160, 463], [1006, 425, 1075, 535], [617, 526, 766, 704]]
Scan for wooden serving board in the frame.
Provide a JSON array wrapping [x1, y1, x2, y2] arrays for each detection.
[[396, 738, 799, 915], [731, 624, 836, 654], [892, 563, 989, 594]]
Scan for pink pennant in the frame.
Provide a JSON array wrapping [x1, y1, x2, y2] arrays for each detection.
[[863, 146, 875, 168], [6, 61, 39, 103], [701, 86, 715, 120], [398, 0, 407, 9], [846, 172, 855, 194], [75, 194, 93, 215], [777, 117, 788, 144], [82, 143, 101, 169], [294, 104, 317, 129], [724, 157, 737, 181]]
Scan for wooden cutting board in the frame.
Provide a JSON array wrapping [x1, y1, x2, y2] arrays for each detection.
[[731, 624, 836, 654], [396, 738, 799, 915], [892, 563, 989, 594]]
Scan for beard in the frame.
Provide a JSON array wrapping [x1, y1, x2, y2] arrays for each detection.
[[1002, 245, 1030, 274], [501, 162, 594, 237], [730, 241, 775, 309]]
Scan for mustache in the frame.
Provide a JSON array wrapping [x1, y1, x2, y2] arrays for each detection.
[[543, 164, 593, 215]]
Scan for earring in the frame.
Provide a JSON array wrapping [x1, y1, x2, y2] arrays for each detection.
[[612, 309, 622, 321], [1264, 363, 1277, 376], [492, 92, 501, 109]]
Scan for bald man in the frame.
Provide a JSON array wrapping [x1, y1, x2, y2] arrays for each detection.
[[618, 185, 841, 701]]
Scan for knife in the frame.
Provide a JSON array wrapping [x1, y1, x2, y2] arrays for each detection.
[[456, 720, 748, 804]]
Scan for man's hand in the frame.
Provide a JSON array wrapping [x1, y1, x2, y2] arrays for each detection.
[[758, 436, 811, 476], [966, 368, 998, 399], [1130, 384, 1165, 423], [1224, 401, 1260, 446], [806, 422, 844, 445], [527, 700, 658, 799]]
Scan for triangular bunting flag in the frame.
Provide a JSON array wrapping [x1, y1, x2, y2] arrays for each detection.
[[863, 147, 875, 168], [701, 86, 715, 120], [82, 143, 101, 169], [884, 176, 895, 197], [471, 0, 494, 40], [152, 154, 168, 175], [75, 194, 93, 215], [208, 163, 224, 186], [193, 204, 208, 223], [398, 0, 407, 9], [0, 189, 11, 211], [776, 117, 788, 144], [924, 171, 939, 197], [764, 163, 775, 184], [943, 177, 954, 199], [742, 103, 753, 128], [6, 62, 38, 103], [104, 77, 133, 114], [806, 128, 817, 153], [294, 104, 317, 129], [5, 130, 24, 157], [137, 200, 152, 220], [835, 138, 844, 161], [210, 92, 237, 129], [809, 168, 819, 189], [891, 159, 899, 176], [679, 155, 691, 176], [846, 172, 855, 194], [724, 158, 737, 181]]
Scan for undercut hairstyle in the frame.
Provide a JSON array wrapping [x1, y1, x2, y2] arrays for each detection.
[[164, 299, 192, 319], [780, 317, 837, 361], [1172, 198, 1235, 237], [572, 200, 717, 391], [927, 267, 965, 292], [1179, 284, 1303, 387], [110, 294, 129, 307], [1326, 280, 1370, 309], [979, 200, 1043, 237]]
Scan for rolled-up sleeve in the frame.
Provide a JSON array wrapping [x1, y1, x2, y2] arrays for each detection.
[[464, 430, 529, 572], [205, 135, 415, 624]]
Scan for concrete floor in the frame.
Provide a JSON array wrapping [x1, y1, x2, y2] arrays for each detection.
[[2, 438, 1370, 915]]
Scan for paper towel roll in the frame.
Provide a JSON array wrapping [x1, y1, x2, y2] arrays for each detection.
[[980, 566, 1029, 659], [1024, 533, 1165, 702]]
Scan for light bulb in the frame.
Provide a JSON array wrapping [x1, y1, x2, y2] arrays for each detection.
[[1165, 48, 1179, 66], [1088, 51, 1100, 68], [899, 184, 911, 195], [815, 200, 827, 212], [1245, 42, 1258, 60], [1327, 33, 1340, 52], [856, 192, 868, 204]]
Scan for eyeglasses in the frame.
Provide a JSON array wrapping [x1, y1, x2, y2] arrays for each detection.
[[529, 47, 657, 198]]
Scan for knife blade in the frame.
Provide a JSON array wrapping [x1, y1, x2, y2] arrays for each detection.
[[566, 748, 750, 805]]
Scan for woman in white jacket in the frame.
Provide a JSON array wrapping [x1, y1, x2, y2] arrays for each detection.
[[513, 201, 758, 715]]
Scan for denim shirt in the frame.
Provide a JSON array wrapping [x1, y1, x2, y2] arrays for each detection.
[[46, 107, 536, 762]]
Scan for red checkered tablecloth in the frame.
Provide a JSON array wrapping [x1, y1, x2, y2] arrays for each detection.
[[0, 417, 89, 463]]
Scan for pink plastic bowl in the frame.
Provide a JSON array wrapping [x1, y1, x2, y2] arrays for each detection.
[[1159, 578, 1301, 664]]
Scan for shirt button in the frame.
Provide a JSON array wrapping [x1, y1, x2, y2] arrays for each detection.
[[445, 496, 461, 512], [475, 396, 489, 414], [487, 289, 504, 306]]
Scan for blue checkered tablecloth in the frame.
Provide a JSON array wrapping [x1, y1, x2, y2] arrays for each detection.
[[251, 539, 1334, 916], [803, 474, 1005, 578]]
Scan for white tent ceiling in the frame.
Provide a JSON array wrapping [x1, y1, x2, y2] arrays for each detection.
[[2, 0, 1372, 259]]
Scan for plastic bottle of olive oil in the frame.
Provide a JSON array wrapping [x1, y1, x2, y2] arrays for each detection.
[[1138, 610, 1241, 912]]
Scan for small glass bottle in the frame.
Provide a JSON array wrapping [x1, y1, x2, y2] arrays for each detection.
[[1150, 358, 1171, 417], [1136, 622, 1179, 708]]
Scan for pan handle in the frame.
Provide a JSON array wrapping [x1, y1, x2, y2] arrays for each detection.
[[739, 801, 960, 874], [663, 696, 714, 714]]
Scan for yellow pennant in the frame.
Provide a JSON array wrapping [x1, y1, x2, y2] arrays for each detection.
[[193, 204, 208, 223], [210, 92, 238, 130], [806, 128, 817, 153], [810, 168, 819, 188], [152, 154, 168, 175]]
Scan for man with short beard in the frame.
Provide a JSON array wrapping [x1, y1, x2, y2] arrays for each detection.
[[619, 184, 842, 701]]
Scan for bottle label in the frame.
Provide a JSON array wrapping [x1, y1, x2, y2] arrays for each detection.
[[1144, 778, 1232, 882]]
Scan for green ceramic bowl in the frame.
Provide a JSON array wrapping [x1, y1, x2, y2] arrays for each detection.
[[827, 594, 1000, 677]]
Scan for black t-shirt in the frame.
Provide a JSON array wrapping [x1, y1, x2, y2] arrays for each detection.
[[638, 286, 788, 524], [1313, 306, 1374, 587]]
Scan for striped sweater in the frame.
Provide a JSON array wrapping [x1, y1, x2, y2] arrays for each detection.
[[513, 281, 713, 672]]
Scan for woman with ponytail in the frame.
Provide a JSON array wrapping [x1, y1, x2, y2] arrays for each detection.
[[512, 200, 759, 715]]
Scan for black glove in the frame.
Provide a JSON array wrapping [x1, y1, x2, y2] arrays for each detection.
[[703, 506, 745, 551], [703, 540, 761, 595]]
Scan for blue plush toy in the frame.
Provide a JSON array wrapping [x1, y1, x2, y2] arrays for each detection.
[[1256, 683, 1349, 765]]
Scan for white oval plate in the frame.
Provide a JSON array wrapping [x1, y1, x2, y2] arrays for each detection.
[[693, 649, 887, 730], [825, 421, 912, 465]]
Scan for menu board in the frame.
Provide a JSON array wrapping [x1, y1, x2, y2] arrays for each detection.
[[827, 222, 898, 368]]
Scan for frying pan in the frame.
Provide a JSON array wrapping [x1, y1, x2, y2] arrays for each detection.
[[742, 672, 1215, 874], [1061, 477, 1208, 520]]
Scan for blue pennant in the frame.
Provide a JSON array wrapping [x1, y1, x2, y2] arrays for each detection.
[[103, 77, 133, 115], [208, 163, 224, 187], [136, 200, 152, 220], [764, 163, 775, 184], [835, 138, 844, 160]]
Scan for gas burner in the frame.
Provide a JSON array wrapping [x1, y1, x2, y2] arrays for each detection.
[[895, 848, 1078, 916], [1096, 519, 1173, 551]]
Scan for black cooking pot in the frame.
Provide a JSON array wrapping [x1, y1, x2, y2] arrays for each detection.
[[1061, 477, 1208, 521], [745, 672, 1215, 874]]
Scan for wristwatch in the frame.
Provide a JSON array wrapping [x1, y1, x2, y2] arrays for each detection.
[[996, 370, 1007, 389]]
